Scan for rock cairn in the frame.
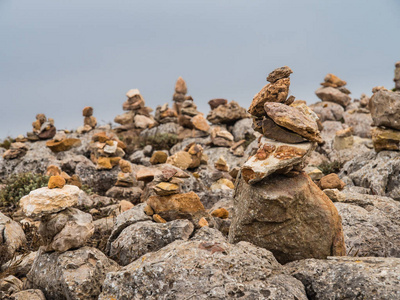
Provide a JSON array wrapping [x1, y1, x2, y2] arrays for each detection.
[[27, 113, 56, 141], [207, 100, 248, 125], [315, 73, 351, 107], [77, 106, 97, 133], [89, 131, 127, 169], [166, 143, 206, 170], [369, 87, 400, 152], [172, 77, 191, 114], [395, 61, 400, 91], [19, 178, 94, 252], [229, 67, 346, 263], [155, 103, 178, 124], [114, 89, 155, 131]]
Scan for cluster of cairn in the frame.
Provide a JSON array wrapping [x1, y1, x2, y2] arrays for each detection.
[[114, 89, 155, 131], [369, 85, 400, 152], [229, 66, 346, 264], [77, 106, 97, 133], [315, 73, 351, 108], [27, 114, 56, 141], [89, 131, 126, 169], [19, 172, 93, 253]]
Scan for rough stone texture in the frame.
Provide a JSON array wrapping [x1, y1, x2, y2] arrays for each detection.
[[319, 173, 345, 190], [99, 240, 307, 300], [19, 185, 84, 218], [109, 219, 194, 265], [321, 73, 347, 87], [342, 110, 372, 138], [261, 117, 307, 143], [369, 90, 400, 130], [229, 173, 346, 263], [266, 66, 293, 83], [27, 247, 119, 300], [1, 251, 37, 278], [231, 117, 254, 141], [105, 186, 142, 204], [249, 78, 291, 116], [0, 212, 26, 261], [315, 87, 351, 107], [39, 208, 94, 252], [166, 151, 193, 170], [191, 114, 210, 132], [334, 191, 400, 257], [310, 101, 344, 122], [206, 101, 249, 124], [285, 256, 400, 300], [264, 102, 322, 143], [0, 275, 23, 295], [208, 98, 227, 110], [11, 289, 46, 300], [340, 149, 400, 200], [371, 126, 400, 152], [241, 137, 316, 184]]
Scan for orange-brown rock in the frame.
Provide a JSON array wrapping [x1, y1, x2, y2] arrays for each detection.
[[82, 106, 93, 117], [191, 114, 210, 132], [208, 98, 228, 110], [67, 174, 82, 189], [266, 66, 293, 83], [48, 175, 66, 189], [119, 159, 132, 173], [147, 191, 205, 221], [211, 208, 229, 219], [144, 205, 154, 216], [46, 165, 61, 176], [198, 217, 209, 227], [175, 76, 187, 94], [229, 173, 346, 263], [249, 78, 290, 117], [84, 116, 97, 128], [46, 138, 81, 153], [150, 151, 168, 165], [321, 73, 347, 88], [97, 157, 113, 170], [153, 214, 167, 223], [319, 173, 345, 191]]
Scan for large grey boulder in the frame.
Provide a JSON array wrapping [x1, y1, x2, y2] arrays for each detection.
[[27, 247, 119, 300], [310, 101, 344, 122], [109, 219, 194, 266], [334, 191, 400, 257], [229, 173, 346, 264], [285, 256, 400, 300], [340, 150, 400, 200], [231, 117, 254, 141], [343, 110, 372, 138], [369, 90, 400, 130], [99, 240, 307, 299], [0, 212, 26, 261], [315, 87, 351, 107]]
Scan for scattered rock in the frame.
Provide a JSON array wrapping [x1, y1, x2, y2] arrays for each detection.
[[319, 173, 345, 190]]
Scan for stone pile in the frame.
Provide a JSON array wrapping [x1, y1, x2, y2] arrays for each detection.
[[45, 165, 82, 188], [2, 142, 28, 160], [369, 87, 400, 152], [172, 77, 192, 114], [154, 103, 178, 124], [395, 61, 400, 91], [207, 100, 249, 125], [315, 73, 351, 107], [89, 131, 127, 169], [77, 106, 97, 133], [19, 178, 94, 252], [114, 89, 155, 131], [27, 113, 56, 141], [229, 67, 346, 263], [210, 126, 234, 147]]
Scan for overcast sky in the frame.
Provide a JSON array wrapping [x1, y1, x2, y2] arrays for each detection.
[[0, 0, 399, 138]]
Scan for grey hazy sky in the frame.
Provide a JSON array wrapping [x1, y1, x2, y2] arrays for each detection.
[[1, 0, 399, 138]]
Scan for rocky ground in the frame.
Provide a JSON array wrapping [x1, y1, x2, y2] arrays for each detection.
[[0, 65, 400, 300]]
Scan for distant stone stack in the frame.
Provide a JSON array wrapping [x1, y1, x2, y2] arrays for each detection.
[[114, 89, 155, 131], [172, 77, 191, 114], [27, 113, 56, 141], [77, 106, 97, 133], [369, 87, 400, 152], [155, 103, 178, 124], [394, 61, 400, 91], [315, 74, 351, 108], [89, 132, 127, 169], [207, 100, 249, 125], [229, 67, 346, 264]]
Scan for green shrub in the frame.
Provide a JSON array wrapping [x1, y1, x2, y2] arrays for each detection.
[[317, 160, 342, 175], [0, 173, 50, 207], [0, 137, 14, 150]]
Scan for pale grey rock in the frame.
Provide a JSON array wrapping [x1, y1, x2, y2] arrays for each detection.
[[285, 256, 400, 300], [99, 240, 307, 300], [204, 146, 247, 170], [27, 247, 119, 300], [10, 289, 46, 300], [343, 110, 372, 138], [340, 150, 400, 200], [109, 219, 194, 266], [335, 191, 400, 257], [231, 118, 254, 141], [191, 226, 227, 242], [323, 188, 345, 202], [139, 122, 178, 138], [369, 90, 400, 130], [0, 212, 26, 261], [1, 251, 37, 278], [39, 208, 94, 252], [310, 101, 344, 122], [142, 145, 153, 156], [105, 186, 142, 204], [315, 87, 351, 107]]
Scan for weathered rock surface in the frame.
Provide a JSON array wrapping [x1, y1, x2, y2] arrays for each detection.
[[99, 240, 307, 299], [266, 66, 293, 83], [10, 289, 46, 300], [315, 87, 351, 107], [229, 173, 346, 263], [206, 101, 249, 124], [27, 247, 119, 300], [264, 102, 322, 143], [109, 219, 194, 265], [310, 101, 344, 122], [342, 110, 372, 138], [0, 212, 26, 261], [371, 126, 400, 152], [241, 137, 316, 184], [369, 90, 400, 130], [285, 256, 400, 300]]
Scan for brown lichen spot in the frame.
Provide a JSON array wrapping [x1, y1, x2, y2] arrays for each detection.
[[263, 143, 276, 153], [242, 168, 257, 183], [198, 242, 226, 254], [274, 145, 306, 160], [256, 148, 268, 160]]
